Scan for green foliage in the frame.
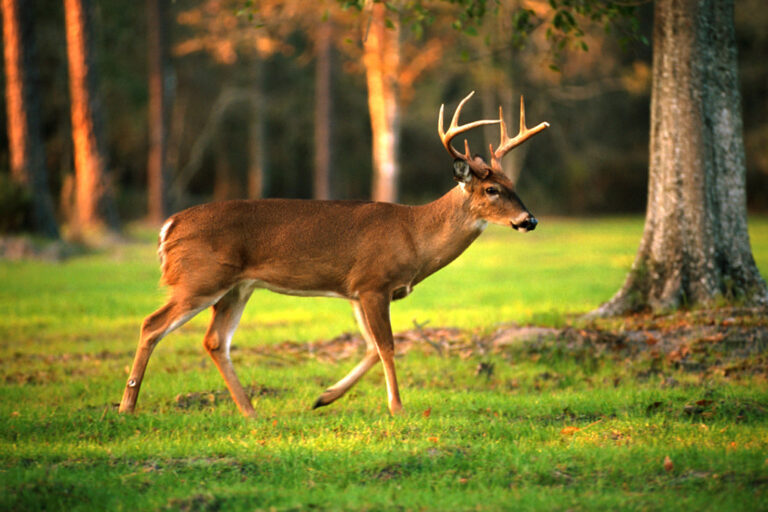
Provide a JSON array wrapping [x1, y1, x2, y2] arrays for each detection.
[[335, 0, 646, 60], [1, 218, 767, 510], [234, 0, 264, 26]]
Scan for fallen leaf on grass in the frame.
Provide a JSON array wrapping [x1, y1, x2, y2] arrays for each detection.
[[560, 426, 581, 436], [663, 455, 674, 472], [667, 345, 691, 363], [560, 419, 603, 436]]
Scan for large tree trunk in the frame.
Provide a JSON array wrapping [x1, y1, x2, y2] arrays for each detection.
[[313, 19, 332, 200], [1, 0, 59, 238], [64, 0, 120, 236], [596, 0, 767, 315], [363, 2, 400, 203], [146, 0, 172, 223]]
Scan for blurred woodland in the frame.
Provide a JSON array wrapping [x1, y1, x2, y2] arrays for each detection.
[[1, 0, 767, 238]]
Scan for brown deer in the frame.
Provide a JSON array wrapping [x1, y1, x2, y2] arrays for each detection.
[[119, 92, 549, 417]]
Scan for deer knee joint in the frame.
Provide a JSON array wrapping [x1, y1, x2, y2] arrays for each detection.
[[204, 333, 222, 353]]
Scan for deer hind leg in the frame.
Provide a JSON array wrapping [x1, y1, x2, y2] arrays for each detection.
[[202, 282, 257, 418], [313, 301, 380, 409], [119, 293, 219, 414]]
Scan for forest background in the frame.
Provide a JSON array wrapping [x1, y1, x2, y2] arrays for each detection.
[[1, 0, 766, 234], [2, 3, 768, 509]]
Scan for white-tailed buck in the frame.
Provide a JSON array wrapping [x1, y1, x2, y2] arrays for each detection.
[[119, 92, 549, 417]]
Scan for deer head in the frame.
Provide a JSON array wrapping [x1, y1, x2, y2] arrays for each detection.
[[438, 91, 549, 232]]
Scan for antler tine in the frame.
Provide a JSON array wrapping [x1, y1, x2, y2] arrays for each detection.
[[498, 105, 508, 150], [491, 96, 550, 169], [438, 91, 499, 162]]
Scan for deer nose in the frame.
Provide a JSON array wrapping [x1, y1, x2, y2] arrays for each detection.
[[513, 215, 537, 232], [523, 216, 538, 231]]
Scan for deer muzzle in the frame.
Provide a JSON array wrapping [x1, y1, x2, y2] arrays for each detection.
[[511, 215, 537, 233]]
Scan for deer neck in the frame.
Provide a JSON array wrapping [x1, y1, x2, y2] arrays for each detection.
[[411, 185, 485, 278]]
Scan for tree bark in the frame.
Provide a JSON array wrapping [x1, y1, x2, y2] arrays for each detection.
[[64, 0, 120, 235], [596, 0, 768, 315], [1, 0, 59, 238], [363, 2, 400, 203], [313, 18, 332, 200], [146, 0, 172, 223]]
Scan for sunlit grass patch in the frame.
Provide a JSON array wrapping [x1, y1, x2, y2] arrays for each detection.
[[1, 217, 767, 510]]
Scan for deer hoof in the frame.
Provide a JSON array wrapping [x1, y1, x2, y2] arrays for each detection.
[[312, 395, 330, 409]]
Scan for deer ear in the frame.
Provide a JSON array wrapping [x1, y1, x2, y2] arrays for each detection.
[[453, 159, 472, 183]]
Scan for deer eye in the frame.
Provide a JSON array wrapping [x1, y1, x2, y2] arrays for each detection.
[[484, 186, 500, 197]]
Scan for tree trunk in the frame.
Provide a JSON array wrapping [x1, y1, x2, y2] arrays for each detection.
[[596, 0, 768, 315], [1, 0, 59, 238], [146, 0, 172, 223], [213, 124, 243, 202], [64, 0, 120, 236], [247, 105, 265, 200], [363, 2, 400, 203], [248, 58, 265, 200], [313, 18, 332, 200]]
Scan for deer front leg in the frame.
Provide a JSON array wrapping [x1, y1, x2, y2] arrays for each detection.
[[358, 292, 403, 415], [313, 301, 380, 409]]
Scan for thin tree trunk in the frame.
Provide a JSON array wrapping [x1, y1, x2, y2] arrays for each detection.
[[247, 109, 264, 200], [596, 0, 767, 315], [146, 0, 171, 223], [166, 93, 186, 204], [64, 0, 120, 235], [248, 58, 265, 200], [1, 0, 59, 237], [213, 130, 240, 201], [313, 19, 332, 200], [363, 2, 400, 203]]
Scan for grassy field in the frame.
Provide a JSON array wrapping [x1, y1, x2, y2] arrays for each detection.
[[1, 216, 767, 511]]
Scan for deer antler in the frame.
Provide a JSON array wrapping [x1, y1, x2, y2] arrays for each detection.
[[438, 91, 499, 178], [489, 96, 550, 172]]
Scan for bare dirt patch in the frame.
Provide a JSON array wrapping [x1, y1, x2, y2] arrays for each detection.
[[238, 307, 768, 380]]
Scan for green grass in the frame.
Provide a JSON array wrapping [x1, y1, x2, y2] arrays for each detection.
[[1, 216, 767, 511]]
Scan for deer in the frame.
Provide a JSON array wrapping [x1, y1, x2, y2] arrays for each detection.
[[119, 91, 549, 417]]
